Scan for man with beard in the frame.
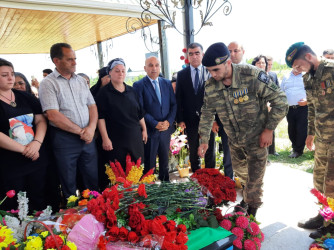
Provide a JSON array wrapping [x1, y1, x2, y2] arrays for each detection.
[[286, 42, 334, 238], [198, 42, 288, 217]]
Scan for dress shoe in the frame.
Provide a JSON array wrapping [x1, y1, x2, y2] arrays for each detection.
[[234, 199, 248, 213], [309, 224, 334, 239], [247, 206, 258, 217], [298, 214, 324, 229], [289, 151, 302, 158]]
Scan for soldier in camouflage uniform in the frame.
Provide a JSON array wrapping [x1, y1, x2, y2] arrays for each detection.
[[286, 42, 334, 238], [198, 42, 288, 216]]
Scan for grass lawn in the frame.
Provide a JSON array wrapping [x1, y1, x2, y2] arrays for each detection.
[[268, 118, 314, 173]]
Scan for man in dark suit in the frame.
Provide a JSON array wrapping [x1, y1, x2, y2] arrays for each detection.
[[176, 42, 216, 173], [133, 56, 176, 182]]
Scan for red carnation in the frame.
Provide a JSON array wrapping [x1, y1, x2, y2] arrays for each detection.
[[184, 59, 189, 64], [128, 211, 145, 232], [106, 226, 119, 242], [155, 215, 167, 224], [138, 184, 148, 198], [182, 48, 187, 53], [128, 231, 139, 243], [177, 224, 187, 233], [164, 231, 177, 243], [119, 227, 129, 241], [106, 207, 117, 226], [44, 235, 64, 249], [236, 216, 249, 229], [175, 232, 188, 244], [61, 246, 71, 250], [150, 219, 167, 236], [180, 56, 185, 60], [260, 231, 265, 242]]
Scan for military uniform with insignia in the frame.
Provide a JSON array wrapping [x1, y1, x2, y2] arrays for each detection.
[[303, 59, 334, 198], [199, 43, 288, 212]]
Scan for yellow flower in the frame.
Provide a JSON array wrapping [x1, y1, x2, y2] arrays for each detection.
[[105, 164, 116, 184], [67, 240, 77, 250], [328, 197, 334, 211], [126, 165, 144, 184], [0, 225, 17, 247], [25, 236, 43, 250], [40, 231, 49, 238], [67, 195, 79, 203], [140, 174, 156, 184]]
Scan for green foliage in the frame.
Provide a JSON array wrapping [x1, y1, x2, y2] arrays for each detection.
[[90, 76, 99, 87], [125, 74, 145, 86]]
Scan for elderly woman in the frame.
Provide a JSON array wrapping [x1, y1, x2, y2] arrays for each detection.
[[96, 58, 147, 170], [0, 59, 48, 212], [14, 72, 33, 94]]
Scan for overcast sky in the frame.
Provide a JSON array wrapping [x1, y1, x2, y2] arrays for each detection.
[[1, 0, 333, 81]]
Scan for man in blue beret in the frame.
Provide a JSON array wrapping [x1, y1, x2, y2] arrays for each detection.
[[286, 42, 334, 238], [198, 42, 288, 217]]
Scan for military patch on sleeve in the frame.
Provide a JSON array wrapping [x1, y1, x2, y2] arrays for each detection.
[[258, 71, 270, 84]]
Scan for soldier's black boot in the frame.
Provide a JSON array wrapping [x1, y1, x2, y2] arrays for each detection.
[[309, 224, 334, 239], [298, 214, 324, 229], [234, 199, 248, 213], [247, 206, 258, 217]]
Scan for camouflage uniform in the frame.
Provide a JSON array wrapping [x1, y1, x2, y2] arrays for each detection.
[[199, 64, 288, 208], [303, 59, 334, 198]]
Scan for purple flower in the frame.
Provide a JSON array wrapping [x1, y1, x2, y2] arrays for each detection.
[[89, 191, 100, 198], [320, 206, 334, 221]]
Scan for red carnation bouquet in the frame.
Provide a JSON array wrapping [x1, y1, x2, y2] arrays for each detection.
[[216, 208, 264, 250], [191, 168, 236, 205]]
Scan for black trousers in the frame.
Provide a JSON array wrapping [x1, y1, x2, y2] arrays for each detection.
[[187, 126, 216, 172], [287, 105, 308, 154]]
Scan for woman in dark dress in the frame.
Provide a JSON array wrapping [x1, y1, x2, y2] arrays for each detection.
[[0, 58, 48, 212], [96, 58, 147, 170]]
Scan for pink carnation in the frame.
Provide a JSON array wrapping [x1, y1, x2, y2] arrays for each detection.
[[233, 239, 242, 249], [244, 239, 257, 250], [260, 232, 265, 242], [320, 206, 334, 221], [252, 237, 261, 249], [220, 219, 232, 231], [231, 227, 244, 240], [235, 211, 245, 216], [247, 222, 260, 235], [236, 216, 249, 229]]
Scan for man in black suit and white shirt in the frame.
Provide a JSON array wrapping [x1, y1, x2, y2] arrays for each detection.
[[176, 43, 216, 172]]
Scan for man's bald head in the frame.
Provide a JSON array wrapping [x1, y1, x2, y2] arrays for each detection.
[[228, 41, 245, 64], [144, 56, 161, 80]]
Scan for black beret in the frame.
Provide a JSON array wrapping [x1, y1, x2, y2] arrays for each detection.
[[202, 42, 230, 67]]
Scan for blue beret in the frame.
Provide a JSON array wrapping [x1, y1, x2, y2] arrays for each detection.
[[285, 42, 305, 68], [202, 42, 230, 67]]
